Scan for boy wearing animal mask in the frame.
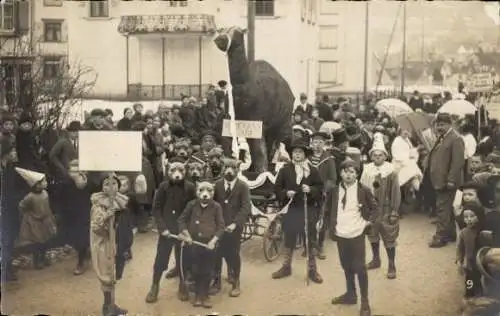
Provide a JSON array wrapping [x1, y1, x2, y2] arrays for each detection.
[[210, 157, 251, 297], [207, 147, 225, 180], [145, 157, 196, 303], [178, 181, 225, 308], [360, 134, 401, 279]]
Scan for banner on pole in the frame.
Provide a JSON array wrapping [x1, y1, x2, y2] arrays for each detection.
[[222, 119, 263, 139], [78, 131, 142, 172], [468, 72, 494, 92]]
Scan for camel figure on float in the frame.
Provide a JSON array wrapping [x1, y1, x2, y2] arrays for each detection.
[[214, 26, 295, 173]]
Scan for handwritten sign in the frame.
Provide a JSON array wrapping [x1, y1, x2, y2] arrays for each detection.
[[222, 119, 263, 139], [78, 131, 142, 172], [468, 72, 494, 92]]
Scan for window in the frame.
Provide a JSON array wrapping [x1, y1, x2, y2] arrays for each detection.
[[43, 21, 62, 42], [255, 0, 274, 17], [0, 0, 14, 31], [90, 1, 109, 18], [44, 0, 63, 7], [318, 61, 338, 83], [319, 26, 338, 49], [43, 57, 62, 79], [169, 0, 187, 6]]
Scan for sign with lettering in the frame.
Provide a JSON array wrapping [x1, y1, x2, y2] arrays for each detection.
[[468, 72, 494, 92], [222, 119, 263, 139]]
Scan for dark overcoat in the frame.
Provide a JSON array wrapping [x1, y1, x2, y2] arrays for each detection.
[[274, 162, 323, 233], [58, 177, 92, 250]]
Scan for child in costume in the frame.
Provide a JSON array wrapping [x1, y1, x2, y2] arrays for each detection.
[[90, 174, 129, 316], [16, 167, 57, 270], [177, 181, 225, 308], [456, 203, 485, 298], [360, 134, 401, 279]]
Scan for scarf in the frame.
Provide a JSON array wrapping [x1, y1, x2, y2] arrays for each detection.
[[293, 159, 310, 184]]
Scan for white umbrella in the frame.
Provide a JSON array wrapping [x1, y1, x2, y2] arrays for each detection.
[[319, 121, 342, 134], [437, 99, 476, 117], [375, 98, 413, 118]]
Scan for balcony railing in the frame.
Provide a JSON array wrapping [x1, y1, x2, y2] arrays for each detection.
[[128, 84, 211, 100]]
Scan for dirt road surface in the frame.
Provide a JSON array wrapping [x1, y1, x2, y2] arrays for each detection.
[[2, 213, 462, 316]]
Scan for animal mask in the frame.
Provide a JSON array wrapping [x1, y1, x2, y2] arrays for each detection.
[[187, 161, 206, 183], [222, 157, 241, 182], [208, 147, 224, 165], [166, 161, 187, 183], [196, 181, 215, 203], [174, 141, 192, 159]]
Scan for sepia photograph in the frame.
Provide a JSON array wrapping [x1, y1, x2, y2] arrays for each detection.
[[1, 0, 500, 315]]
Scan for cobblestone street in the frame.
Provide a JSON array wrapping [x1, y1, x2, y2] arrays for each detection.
[[2, 213, 462, 316]]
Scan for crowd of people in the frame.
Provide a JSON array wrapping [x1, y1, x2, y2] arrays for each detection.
[[2, 78, 500, 315]]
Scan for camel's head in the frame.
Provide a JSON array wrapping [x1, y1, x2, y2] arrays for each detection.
[[214, 26, 247, 53]]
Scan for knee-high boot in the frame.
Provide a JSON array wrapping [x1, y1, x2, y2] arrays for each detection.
[[105, 288, 127, 316], [272, 247, 293, 279], [208, 257, 222, 296], [386, 247, 396, 279]]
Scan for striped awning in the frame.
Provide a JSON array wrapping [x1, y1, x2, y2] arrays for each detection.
[[117, 14, 217, 35]]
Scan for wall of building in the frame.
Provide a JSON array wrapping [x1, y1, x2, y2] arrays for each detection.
[[63, 0, 318, 101], [317, 1, 369, 94]]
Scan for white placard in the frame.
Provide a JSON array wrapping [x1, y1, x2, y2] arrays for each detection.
[[222, 119, 263, 139], [468, 72, 494, 92], [78, 131, 142, 172]]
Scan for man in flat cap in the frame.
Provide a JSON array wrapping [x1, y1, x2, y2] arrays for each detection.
[[84, 108, 113, 131], [426, 113, 465, 248]]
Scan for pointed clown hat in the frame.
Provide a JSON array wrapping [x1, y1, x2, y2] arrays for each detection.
[[369, 133, 388, 157], [15, 167, 46, 187]]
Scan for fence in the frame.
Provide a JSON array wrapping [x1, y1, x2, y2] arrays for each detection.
[[127, 84, 211, 101]]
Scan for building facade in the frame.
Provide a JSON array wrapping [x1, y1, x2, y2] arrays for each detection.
[[0, 0, 68, 109], [317, 1, 396, 96], [63, 0, 319, 102]]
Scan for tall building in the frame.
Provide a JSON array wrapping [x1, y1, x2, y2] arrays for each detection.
[[63, 0, 319, 102], [0, 0, 68, 109], [316, 1, 395, 96]]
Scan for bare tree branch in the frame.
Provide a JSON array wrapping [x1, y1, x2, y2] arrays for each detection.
[[1, 35, 98, 131]]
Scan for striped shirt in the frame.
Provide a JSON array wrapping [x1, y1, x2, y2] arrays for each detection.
[[309, 154, 322, 166]]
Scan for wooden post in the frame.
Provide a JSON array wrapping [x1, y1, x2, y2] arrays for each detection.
[[198, 35, 202, 98], [362, 1, 369, 102], [400, 2, 407, 97], [247, 0, 256, 63], [126, 36, 130, 97], [161, 37, 166, 99]]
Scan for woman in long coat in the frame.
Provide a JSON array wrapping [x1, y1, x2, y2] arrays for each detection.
[[271, 137, 324, 284], [61, 159, 93, 275]]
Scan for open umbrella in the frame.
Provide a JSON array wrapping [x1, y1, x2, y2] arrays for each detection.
[[319, 121, 342, 135], [437, 99, 476, 117], [395, 112, 434, 150], [395, 112, 433, 134], [375, 98, 413, 118]]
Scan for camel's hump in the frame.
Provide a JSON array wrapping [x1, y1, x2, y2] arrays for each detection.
[[250, 60, 295, 106]]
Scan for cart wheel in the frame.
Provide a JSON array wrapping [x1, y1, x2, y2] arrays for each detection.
[[263, 217, 284, 262]]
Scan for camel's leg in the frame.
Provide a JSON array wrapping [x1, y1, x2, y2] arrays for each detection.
[[247, 138, 268, 173]]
